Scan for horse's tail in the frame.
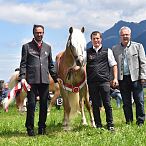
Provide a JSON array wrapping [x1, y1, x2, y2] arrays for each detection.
[[68, 92, 80, 119]]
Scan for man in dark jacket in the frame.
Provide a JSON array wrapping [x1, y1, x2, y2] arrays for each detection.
[[86, 31, 118, 131], [19, 24, 58, 136]]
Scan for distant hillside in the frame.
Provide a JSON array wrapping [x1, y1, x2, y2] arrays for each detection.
[[102, 20, 146, 52], [133, 30, 146, 50]]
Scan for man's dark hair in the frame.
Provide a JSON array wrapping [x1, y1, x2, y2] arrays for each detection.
[[33, 24, 44, 34], [90, 31, 102, 39], [15, 68, 20, 72]]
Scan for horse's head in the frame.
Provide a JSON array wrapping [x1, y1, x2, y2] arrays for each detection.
[[66, 27, 86, 67], [0, 80, 4, 88], [0, 80, 4, 95]]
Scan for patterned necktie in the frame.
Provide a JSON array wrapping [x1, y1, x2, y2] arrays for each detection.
[[38, 43, 42, 49]]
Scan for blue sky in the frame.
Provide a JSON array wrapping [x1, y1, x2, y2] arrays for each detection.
[[0, 0, 146, 82]]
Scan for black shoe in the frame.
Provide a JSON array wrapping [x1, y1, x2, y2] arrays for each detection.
[[136, 121, 144, 127], [38, 128, 46, 135], [138, 123, 144, 127], [107, 126, 115, 132], [27, 129, 35, 136], [96, 124, 102, 129], [126, 121, 133, 125]]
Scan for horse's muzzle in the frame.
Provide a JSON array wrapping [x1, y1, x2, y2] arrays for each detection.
[[76, 58, 84, 67]]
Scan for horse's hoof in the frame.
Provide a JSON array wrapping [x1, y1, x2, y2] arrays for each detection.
[[63, 126, 71, 131], [81, 119, 88, 126], [77, 111, 81, 115], [62, 121, 68, 127], [62, 123, 67, 127], [5, 108, 8, 112], [82, 121, 88, 126], [91, 120, 96, 128], [82, 123, 88, 126], [92, 124, 96, 128]]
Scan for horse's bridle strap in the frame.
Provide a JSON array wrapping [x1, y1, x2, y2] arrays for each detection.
[[62, 72, 86, 93]]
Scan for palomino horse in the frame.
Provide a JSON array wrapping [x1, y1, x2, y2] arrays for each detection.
[[56, 27, 95, 129], [3, 70, 60, 113]]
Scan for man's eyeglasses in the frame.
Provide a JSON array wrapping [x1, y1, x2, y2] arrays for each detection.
[[120, 34, 130, 37]]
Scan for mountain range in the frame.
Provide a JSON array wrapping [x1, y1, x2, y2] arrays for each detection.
[[87, 20, 146, 52], [102, 20, 146, 51]]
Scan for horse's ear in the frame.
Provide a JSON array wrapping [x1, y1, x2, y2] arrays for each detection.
[[81, 27, 85, 33], [69, 27, 73, 34]]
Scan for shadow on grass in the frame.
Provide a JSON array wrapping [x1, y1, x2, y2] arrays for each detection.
[[0, 130, 26, 137], [0, 122, 64, 137], [46, 122, 63, 135], [0, 124, 63, 138]]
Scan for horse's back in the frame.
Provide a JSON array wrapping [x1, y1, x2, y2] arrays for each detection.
[[9, 71, 19, 89], [49, 74, 57, 92], [56, 51, 72, 82]]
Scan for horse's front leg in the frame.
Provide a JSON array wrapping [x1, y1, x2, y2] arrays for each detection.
[[63, 104, 71, 130], [79, 97, 87, 126], [82, 84, 96, 128], [84, 94, 96, 128], [61, 91, 71, 130]]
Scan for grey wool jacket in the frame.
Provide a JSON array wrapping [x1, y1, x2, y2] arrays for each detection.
[[19, 40, 58, 84], [112, 41, 146, 81]]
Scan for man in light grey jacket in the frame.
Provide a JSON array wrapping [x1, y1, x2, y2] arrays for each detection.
[[112, 26, 146, 126]]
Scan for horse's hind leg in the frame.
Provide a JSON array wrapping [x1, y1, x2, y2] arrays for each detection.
[[15, 93, 21, 109], [48, 82, 60, 115], [47, 93, 57, 115], [16, 92, 26, 113]]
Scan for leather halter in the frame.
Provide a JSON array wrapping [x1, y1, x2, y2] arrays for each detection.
[[62, 70, 86, 93], [59, 33, 86, 93]]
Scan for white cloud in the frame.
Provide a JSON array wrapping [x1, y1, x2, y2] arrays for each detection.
[[0, 0, 146, 81], [0, 53, 21, 81], [0, 0, 146, 32], [21, 37, 32, 45]]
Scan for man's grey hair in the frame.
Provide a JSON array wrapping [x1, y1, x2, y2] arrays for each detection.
[[119, 26, 131, 35]]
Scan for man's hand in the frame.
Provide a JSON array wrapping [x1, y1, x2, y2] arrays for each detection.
[[21, 79, 31, 91], [140, 79, 146, 84], [57, 78, 63, 85], [111, 79, 119, 88], [55, 82, 60, 89]]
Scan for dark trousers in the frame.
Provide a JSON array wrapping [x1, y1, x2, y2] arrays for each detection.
[[119, 75, 145, 124], [25, 84, 49, 130], [88, 81, 114, 127]]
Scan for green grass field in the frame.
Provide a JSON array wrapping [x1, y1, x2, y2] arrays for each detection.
[[0, 91, 146, 146]]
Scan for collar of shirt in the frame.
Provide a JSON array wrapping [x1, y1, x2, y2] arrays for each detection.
[[33, 38, 43, 49], [93, 44, 102, 52], [121, 41, 131, 48]]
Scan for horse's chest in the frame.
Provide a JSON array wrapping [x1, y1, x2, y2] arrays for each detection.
[[67, 72, 83, 84]]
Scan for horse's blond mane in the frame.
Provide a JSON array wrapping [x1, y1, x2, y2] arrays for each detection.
[[70, 28, 86, 50]]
